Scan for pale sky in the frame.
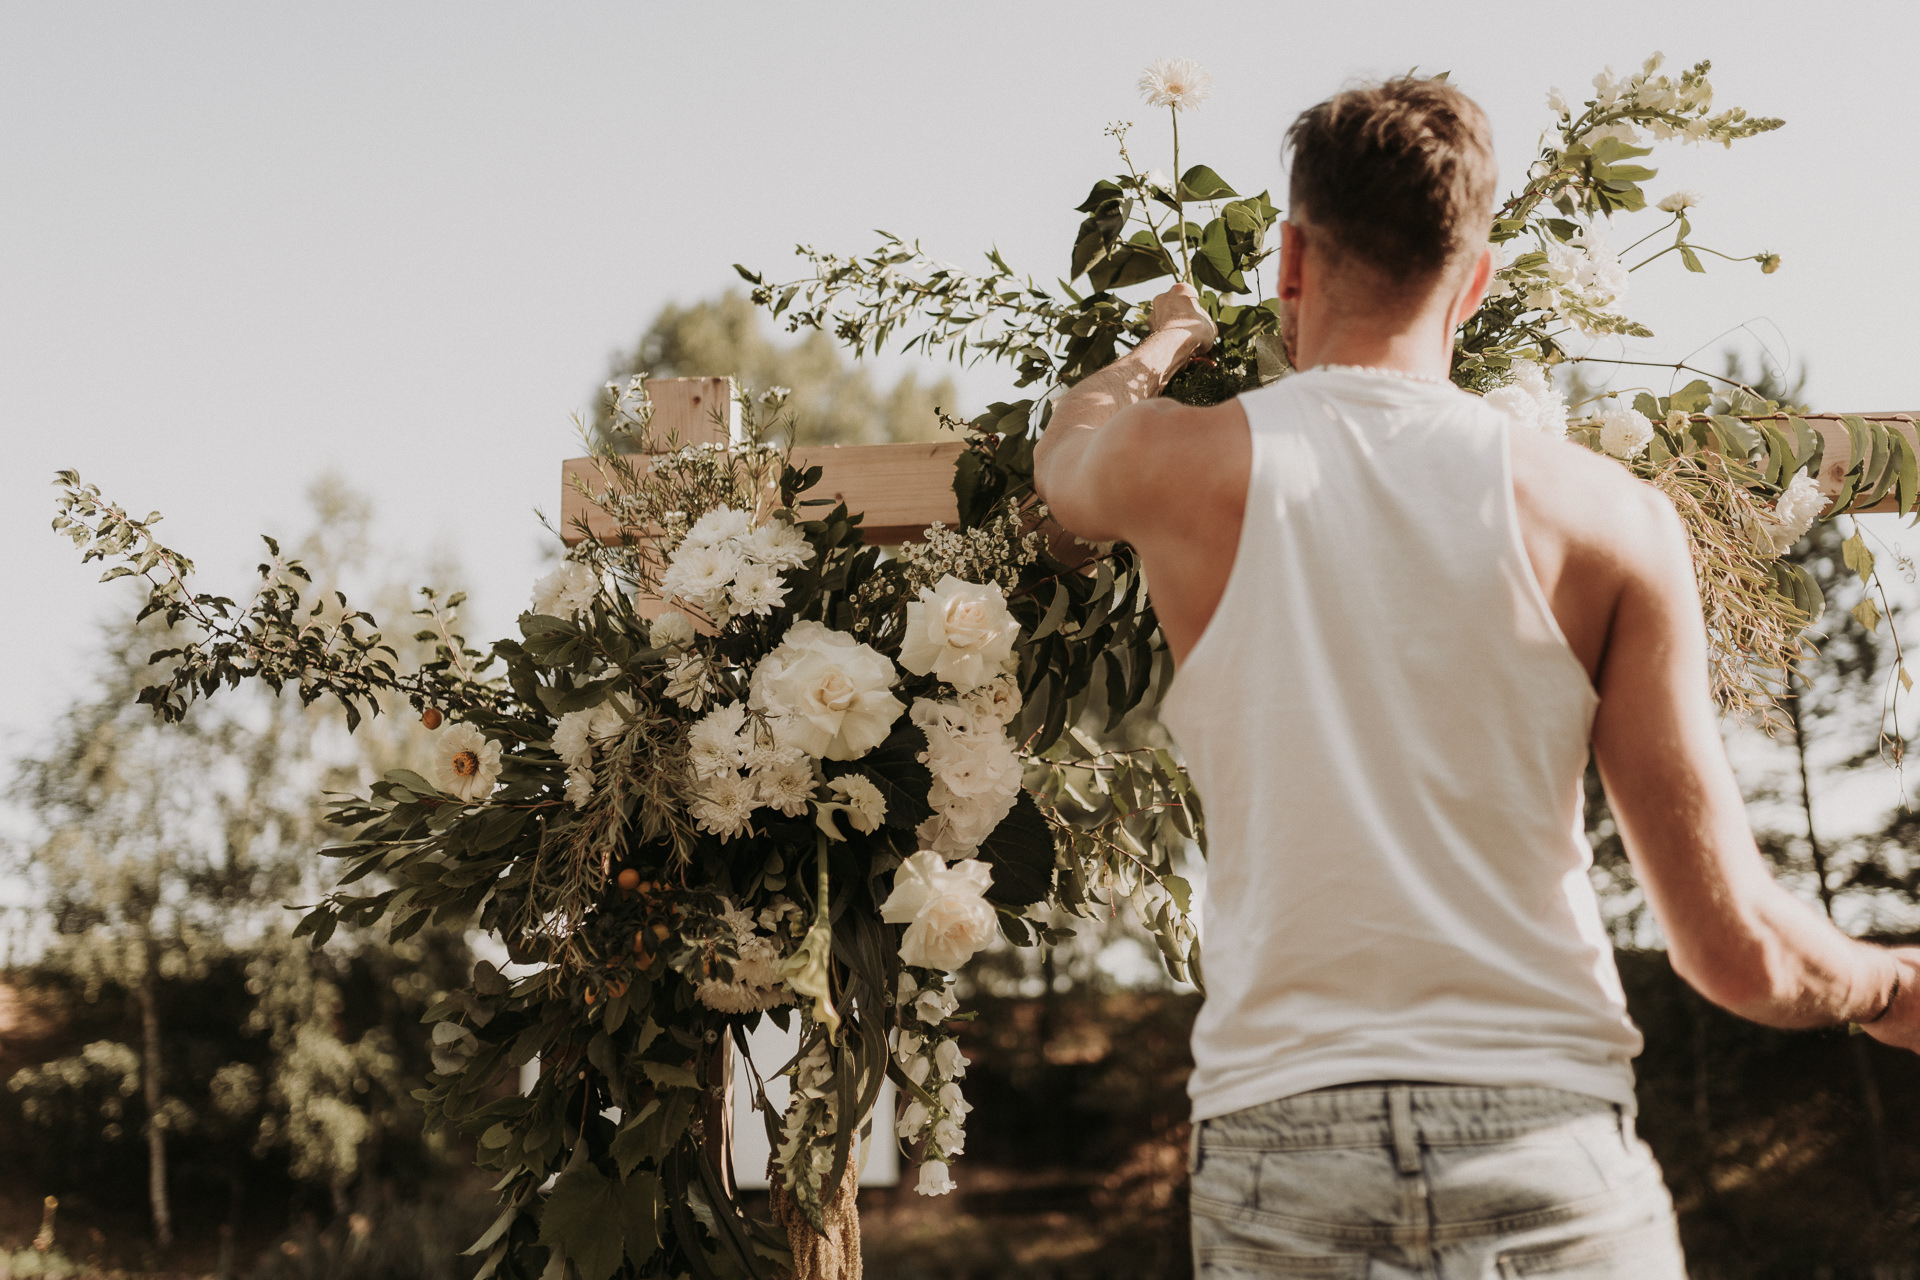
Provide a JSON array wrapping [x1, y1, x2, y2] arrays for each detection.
[[7, 1, 1920, 824]]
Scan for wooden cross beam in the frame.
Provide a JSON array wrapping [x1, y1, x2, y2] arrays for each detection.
[[558, 379, 1920, 551]]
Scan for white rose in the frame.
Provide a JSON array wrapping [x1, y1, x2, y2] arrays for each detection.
[[881, 851, 997, 971], [1597, 406, 1654, 460], [933, 1039, 969, 1079], [749, 621, 904, 761], [898, 576, 1019, 693], [649, 610, 697, 649], [432, 722, 502, 802], [530, 560, 599, 619], [915, 1160, 956, 1197]]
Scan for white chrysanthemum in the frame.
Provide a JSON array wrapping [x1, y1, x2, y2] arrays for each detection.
[[1657, 189, 1702, 213], [899, 576, 1020, 693], [755, 756, 817, 818], [690, 773, 757, 840], [742, 521, 814, 570], [649, 610, 697, 650], [881, 851, 997, 971], [432, 722, 502, 802], [689, 702, 750, 766], [1485, 360, 1570, 438], [748, 620, 905, 761], [683, 506, 753, 550], [563, 764, 594, 808], [663, 653, 714, 711], [1768, 472, 1828, 554], [659, 543, 745, 607], [1138, 56, 1212, 111], [729, 562, 789, 617], [827, 774, 888, 834], [530, 560, 599, 619], [1597, 407, 1656, 460]]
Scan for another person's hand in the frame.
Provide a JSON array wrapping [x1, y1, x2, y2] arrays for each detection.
[[1148, 283, 1216, 357], [1863, 946, 1920, 1052]]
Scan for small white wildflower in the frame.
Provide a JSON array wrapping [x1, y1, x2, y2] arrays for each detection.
[[1592, 66, 1620, 108], [1138, 56, 1212, 111], [1597, 406, 1655, 460], [933, 1038, 969, 1078], [938, 1081, 971, 1116], [1142, 167, 1171, 194], [1657, 189, 1701, 213], [649, 610, 696, 649], [1546, 87, 1569, 117], [932, 1116, 965, 1155]]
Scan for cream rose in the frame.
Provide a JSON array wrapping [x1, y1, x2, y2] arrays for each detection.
[[749, 621, 904, 761], [880, 851, 998, 971], [898, 575, 1019, 693]]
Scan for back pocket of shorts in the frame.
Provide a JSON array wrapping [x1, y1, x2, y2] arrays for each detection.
[[1495, 1220, 1684, 1277], [1198, 1245, 1368, 1278]]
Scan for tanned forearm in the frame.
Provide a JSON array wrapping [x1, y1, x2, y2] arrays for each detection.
[[1033, 329, 1200, 493]]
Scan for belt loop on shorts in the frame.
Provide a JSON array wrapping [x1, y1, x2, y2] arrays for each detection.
[[1388, 1084, 1420, 1175], [1188, 1118, 1205, 1174]]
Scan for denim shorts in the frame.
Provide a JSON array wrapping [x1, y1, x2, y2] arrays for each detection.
[[1189, 1082, 1685, 1278]]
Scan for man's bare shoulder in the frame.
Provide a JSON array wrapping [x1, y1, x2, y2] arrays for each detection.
[[1508, 426, 1686, 571]]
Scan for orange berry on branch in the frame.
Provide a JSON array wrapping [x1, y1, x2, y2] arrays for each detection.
[[420, 707, 443, 730], [616, 868, 641, 893]]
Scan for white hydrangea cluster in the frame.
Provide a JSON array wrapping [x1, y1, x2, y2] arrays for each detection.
[[1766, 472, 1828, 555], [692, 898, 793, 1014], [657, 506, 814, 625], [529, 559, 600, 620], [1484, 360, 1571, 437], [894, 970, 971, 1197], [1512, 227, 1628, 333], [911, 696, 1024, 858], [685, 702, 815, 840], [1595, 406, 1655, 459], [552, 697, 627, 806]]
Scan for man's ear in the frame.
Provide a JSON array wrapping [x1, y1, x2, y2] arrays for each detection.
[[1449, 246, 1494, 328], [1279, 221, 1306, 300]]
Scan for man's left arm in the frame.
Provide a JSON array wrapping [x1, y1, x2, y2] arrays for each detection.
[[1032, 284, 1215, 541]]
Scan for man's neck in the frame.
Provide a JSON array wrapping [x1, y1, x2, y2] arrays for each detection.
[[1295, 316, 1452, 381]]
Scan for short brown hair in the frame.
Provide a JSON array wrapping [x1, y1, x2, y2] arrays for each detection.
[[1284, 77, 1497, 284]]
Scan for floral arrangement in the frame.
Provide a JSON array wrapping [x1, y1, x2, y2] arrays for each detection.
[[48, 53, 1910, 1280]]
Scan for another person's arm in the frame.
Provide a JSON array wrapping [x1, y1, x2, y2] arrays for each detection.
[[1593, 488, 1920, 1048], [1032, 284, 1215, 540]]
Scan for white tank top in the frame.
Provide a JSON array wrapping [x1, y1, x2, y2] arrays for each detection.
[[1161, 368, 1642, 1123]]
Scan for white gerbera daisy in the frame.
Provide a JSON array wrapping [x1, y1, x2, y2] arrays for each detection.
[[1139, 56, 1212, 111], [432, 722, 502, 802]]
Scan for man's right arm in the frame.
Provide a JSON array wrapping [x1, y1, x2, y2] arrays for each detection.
[[1591, 486, 1920, 1048]]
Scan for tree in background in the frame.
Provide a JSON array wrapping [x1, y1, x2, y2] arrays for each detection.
[[5, 480, 472, 1260], [594, 291, 960, 447]]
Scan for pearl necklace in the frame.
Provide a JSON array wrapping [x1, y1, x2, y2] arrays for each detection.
[[1309, 363, 1451, 387]]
